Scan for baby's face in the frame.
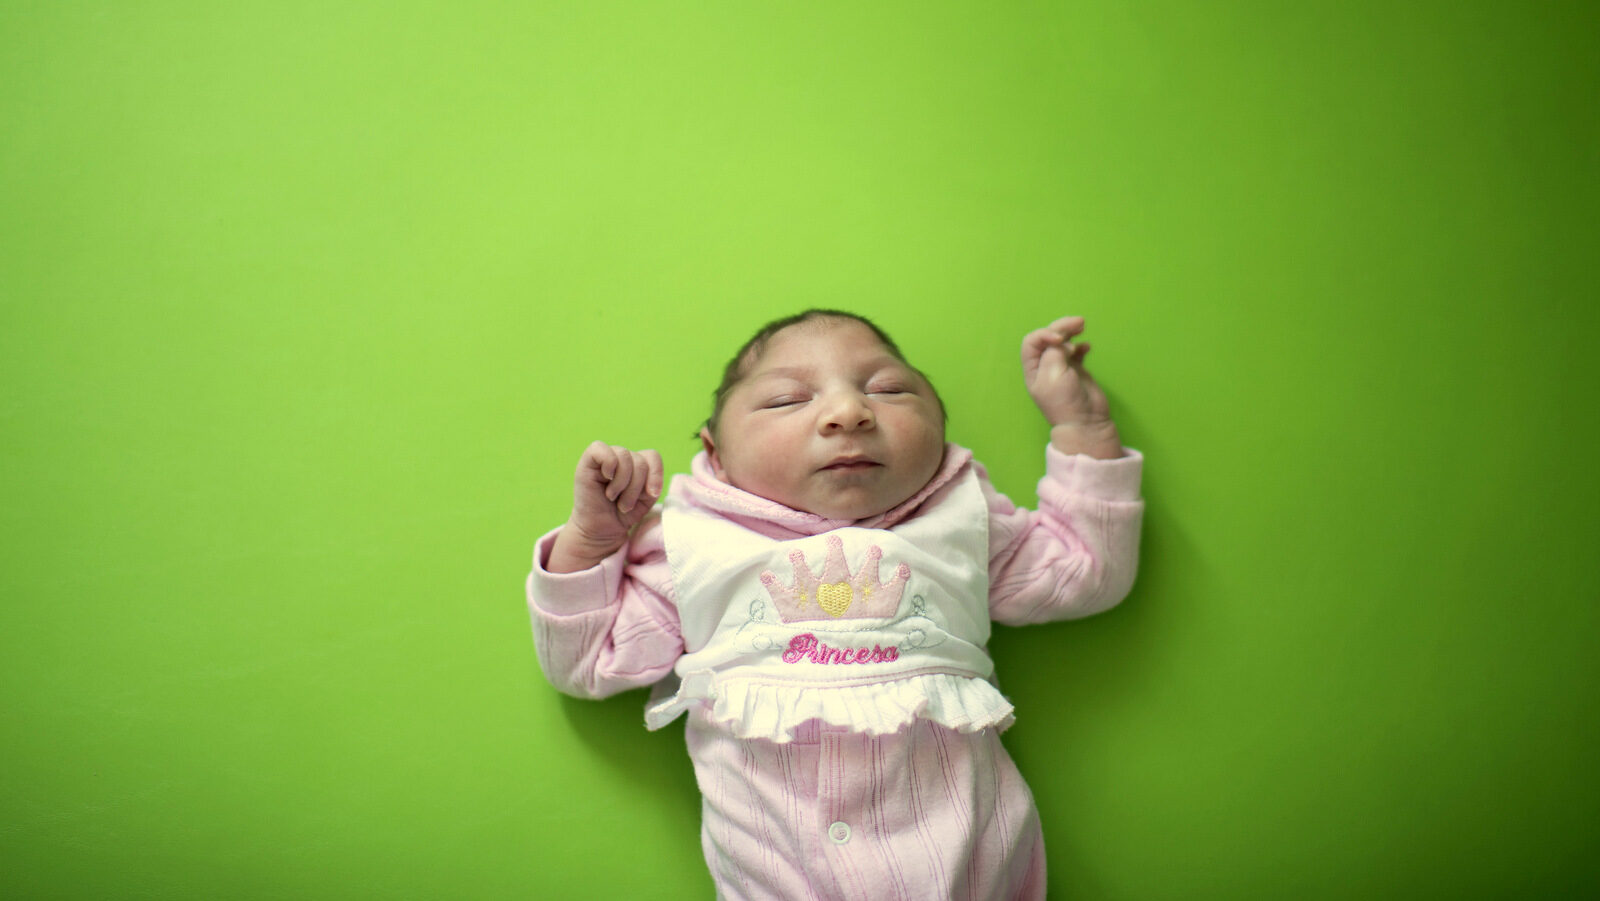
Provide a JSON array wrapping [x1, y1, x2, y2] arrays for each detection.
[[704, 318, 945, 520]]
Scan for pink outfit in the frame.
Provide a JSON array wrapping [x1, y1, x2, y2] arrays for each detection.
[[527, 443, 1143, 900]]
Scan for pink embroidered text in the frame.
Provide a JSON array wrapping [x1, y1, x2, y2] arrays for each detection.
[[781, 633, 900, 665]]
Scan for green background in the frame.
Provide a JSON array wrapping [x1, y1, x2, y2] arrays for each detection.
[[4, 1, 1596, 897]]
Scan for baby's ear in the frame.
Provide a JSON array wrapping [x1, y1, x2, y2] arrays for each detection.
[[699, 427, 726, 479]]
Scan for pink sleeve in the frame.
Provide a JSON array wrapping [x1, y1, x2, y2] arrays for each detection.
[[984, 446, 1145, 626], [525, 512, 683, 699]]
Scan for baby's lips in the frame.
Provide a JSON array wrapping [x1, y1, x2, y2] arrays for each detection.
[[820, 456, 882, 471]]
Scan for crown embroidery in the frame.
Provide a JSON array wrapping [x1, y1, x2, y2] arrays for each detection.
[[760, 535, 911, 622]]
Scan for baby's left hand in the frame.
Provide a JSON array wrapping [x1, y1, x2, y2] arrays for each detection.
[[1022, 317, 1109, 425], [1022, 317, 1124, 458]]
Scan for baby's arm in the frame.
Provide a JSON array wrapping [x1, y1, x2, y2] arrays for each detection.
[[528, 441, 681, 698], [1021, 316, 1125, 460], [983, 450, 1143, 625], [527, 514, 682, 698], [988, 317, 1142, 624]]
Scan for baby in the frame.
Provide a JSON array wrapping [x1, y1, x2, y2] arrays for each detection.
[[527, 310, 1143, 901]]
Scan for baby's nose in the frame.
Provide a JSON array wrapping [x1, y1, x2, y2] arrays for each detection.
[[820, 394, 875, 431]]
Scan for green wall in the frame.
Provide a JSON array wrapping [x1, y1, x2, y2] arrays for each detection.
[[4, 1, 1595, 897]]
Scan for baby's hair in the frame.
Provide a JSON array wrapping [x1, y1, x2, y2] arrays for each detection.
[[699, 309, 945, 439]]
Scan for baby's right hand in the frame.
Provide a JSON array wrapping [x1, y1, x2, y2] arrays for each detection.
[[549, 442, 664, 572]]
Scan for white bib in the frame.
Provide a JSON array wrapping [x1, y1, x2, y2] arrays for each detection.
[[646, 468, 1016, 742]]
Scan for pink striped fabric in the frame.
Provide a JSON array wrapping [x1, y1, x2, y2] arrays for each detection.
[[685, 709, 1046, 901]]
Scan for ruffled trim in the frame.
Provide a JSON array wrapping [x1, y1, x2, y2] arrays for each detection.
[[645, 671, 1016, 743]]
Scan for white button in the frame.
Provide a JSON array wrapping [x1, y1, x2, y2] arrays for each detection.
[[827, 821, 852, 844]]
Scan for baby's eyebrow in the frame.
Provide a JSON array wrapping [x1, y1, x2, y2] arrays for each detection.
[[749, 365, 815, 381], [750, 358, 907, 382]]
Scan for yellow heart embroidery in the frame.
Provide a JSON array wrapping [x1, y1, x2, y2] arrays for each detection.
[[817, 581, 853, 617]]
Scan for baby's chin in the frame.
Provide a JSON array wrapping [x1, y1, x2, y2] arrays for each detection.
[[797, 457, 944, 520]]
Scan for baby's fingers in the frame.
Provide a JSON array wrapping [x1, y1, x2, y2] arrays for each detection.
[[577, 442, 629, 497], [603, 445, 635, 502], [1021, 328, 1065, 378], [643, 449, 664, 499], [1021, 317, 1087, 373], [1043, 315, 1086, 338], [615, 449, 663, 514], [578, 441, 615, 484]]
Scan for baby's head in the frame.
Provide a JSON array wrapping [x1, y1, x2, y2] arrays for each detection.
[[699, 310, 947, 520]]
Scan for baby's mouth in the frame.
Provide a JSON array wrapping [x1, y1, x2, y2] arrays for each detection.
[[821, 457, 882, 472]]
